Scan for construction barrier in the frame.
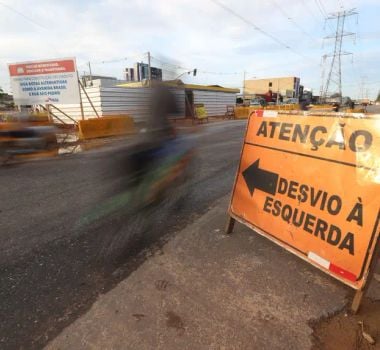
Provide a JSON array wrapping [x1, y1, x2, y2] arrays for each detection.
[[235, 105, 301, 119], [30, 111, 49, 119], [194, 105, 209, 122], [0, 122, 18, 130], [347, 108, 366, 113], [236, 106, 373, 119], [265, 104, 300, 111], [78, 115, 135, 140], [308, 104, 334, 112], [235, 106, 265, 119], [309, 104, 332, 109], [234, 107, 251, 119]]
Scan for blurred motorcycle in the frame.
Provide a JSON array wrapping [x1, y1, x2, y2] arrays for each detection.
[[79, 133, 196, 263], [0, 115, 58, 164]]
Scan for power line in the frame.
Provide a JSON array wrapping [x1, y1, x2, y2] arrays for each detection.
[[364, 81, 380, 85], [299, 0, 322, 25], [0, 1, 48, 30], [150, 56, 191, 71], [91, 57, 129, 65], [314, 0, 334, 31], [155, 50, 321, 80], [151, 56, 242, 76], [199, 71, 240, 75], [78, 53, 148, 69], [357, 31, 380, 40], [270, 0, 316, 41], [336, 0, 345, 10], [315, 0, 329, 18], [209, 0, 315, 62]]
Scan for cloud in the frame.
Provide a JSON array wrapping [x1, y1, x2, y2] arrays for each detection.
[[0, 0, 379, 98]]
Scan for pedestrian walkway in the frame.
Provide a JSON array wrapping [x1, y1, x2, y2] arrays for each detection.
[[45, 196, 377, 350]]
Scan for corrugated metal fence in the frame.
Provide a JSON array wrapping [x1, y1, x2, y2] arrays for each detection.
[[52, 86, 236, 124], [53, 87, 185, 124], [193, 91, 236, 117]]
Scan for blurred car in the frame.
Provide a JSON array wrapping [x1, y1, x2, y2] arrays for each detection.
[[250, 98, 266, 107], [283, 98, 299, 104]]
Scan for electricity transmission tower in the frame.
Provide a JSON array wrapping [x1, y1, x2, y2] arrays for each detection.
[[320, 8, 358, 103]]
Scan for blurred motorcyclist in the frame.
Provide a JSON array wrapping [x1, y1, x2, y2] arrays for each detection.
[[146, 80, 177, 143], [130, 81, 179, 184]]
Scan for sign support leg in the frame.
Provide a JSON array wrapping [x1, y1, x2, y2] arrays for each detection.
[[225, 216, 236, 234], [351, 241, 380, 314], [351, 290, 364, 314]]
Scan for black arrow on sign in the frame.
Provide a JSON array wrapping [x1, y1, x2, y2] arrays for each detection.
[[242, 159, 279, 196]]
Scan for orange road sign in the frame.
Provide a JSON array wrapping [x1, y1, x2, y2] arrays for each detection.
[[229, 112, 380, 290]]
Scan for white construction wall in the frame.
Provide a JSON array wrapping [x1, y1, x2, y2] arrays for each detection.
[[52, 86, 185, 124], [193, 90, 236, 116]]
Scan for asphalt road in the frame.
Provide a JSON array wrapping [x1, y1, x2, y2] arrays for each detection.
[[0, 120, 247, 350], [366, 104, 380, 114]]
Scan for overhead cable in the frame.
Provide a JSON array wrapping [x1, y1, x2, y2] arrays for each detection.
[[270, 0, 316, 41], [0, 1, 48, 30], [209, 0, 317, 62]]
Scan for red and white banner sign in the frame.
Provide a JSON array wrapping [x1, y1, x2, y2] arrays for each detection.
[[8, 58, 80, 105]]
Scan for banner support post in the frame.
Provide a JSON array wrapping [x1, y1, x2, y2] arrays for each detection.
[[78, 80, 100, 118], [46, 103, 52, 122], [77, 73, 85, 121]]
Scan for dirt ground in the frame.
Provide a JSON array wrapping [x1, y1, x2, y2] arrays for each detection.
[[312, 298, 380, 350]]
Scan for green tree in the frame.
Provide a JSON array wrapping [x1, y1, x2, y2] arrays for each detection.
[[376, 90, 380, 102]]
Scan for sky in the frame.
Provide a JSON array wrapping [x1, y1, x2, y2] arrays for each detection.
[[0, 0, 379, 98]]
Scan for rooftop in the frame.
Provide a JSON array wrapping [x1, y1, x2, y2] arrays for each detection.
[[117, 79, 239, 93]]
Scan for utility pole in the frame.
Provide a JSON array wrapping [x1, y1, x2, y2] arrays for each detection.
[[88, 61, 93, 86], [359, 75, 368, 100], [243, 71, 246, 102], [276, 80, 280, 105], [147, 51, 152, 87], [360, 77, 364, 99], [320, 55, 326, 99], [320, 8, 358, 103]]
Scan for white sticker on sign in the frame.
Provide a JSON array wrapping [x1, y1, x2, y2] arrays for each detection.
[[263, 110, 278, 118]]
